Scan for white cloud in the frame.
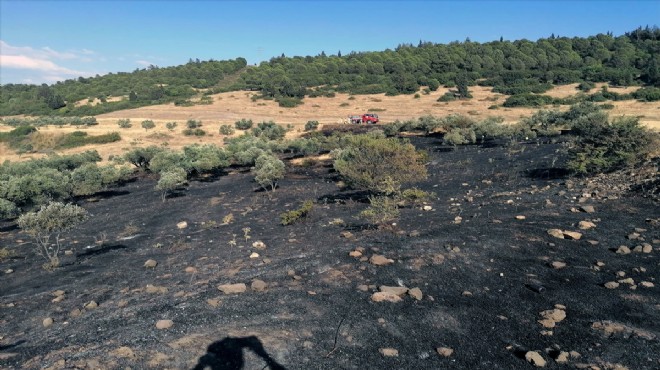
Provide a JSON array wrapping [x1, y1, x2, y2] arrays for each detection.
[[0, 40, 98, 83], [0, 54, 84, 75], [135, 60, 155, 67]]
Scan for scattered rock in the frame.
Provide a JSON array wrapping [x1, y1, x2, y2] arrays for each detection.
[[251, 279, 267, 292], [616, 246, 631, 255], [144, 259, 158, 268], [252, 241, 266, 250], [370, 255, 394, 266], [591, 320, 656, 340], [4, 269, 13, 274], [547, 229, 565, 239], [618, 278, 634, 285], [587, 240, 599, 245], [349, 250, 362, 258], [155, 319, 173, 329], [176, 221, 188, 229], [207, 299, 220, 308], [604, 281, 620, 289], [408, 287, 423, 301], [371, 292, 403, 303], [580, 205, 595, 213], [111, 346, 136, 359], [454, 216, 462, 224], [627, 232, 641, 240], [525, 351, 546, 367], [184, 266, 197, 273], [145, 285, 168, 294], [379, 286, 409, 297], [52, 290, 65, 297], [70, 308, 82, 317], [84, 300, 98, 309], [42, 317, 54, 328], [578, 220, 596, 230], [515, 215, 526, 220], [436, 347, 453, 357], [462, 291, 473, 296], [379, 348, 399, 357], [540, 309, 566, 323], [357, 284, 369, 292], [563, 231, 582, 240], [551, 261, 566, 269], [340, 231, 354, 239], [538, 319, 556, 328], [556, 351, 570, 364], [642, 243, 653, 253], [423, 205, 433, 211], [51, 295, 65, 303], [249, 252, 260, 259], [218, 283, 247, 294], [639, 281, 654, 288]]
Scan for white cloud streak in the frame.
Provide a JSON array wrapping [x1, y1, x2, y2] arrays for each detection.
[[0, 40, 98, 83]]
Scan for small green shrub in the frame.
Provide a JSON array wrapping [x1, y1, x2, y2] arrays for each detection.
[[280, 200, 313, 225], [220, 125, 236, 135], [304, 120, 319, 131], [183, 128, 206, 136], [165, 122, 178, 131], [117, 119, 132, 128], [437, 93, 456, 102], [577, 81, 595, 92], [235, 119, 254, 130], [632, 87, 660, 102], [186, 119, 203, 129], [155, 167, 188, 201], [401, 188, 436, 206], [334, 134, 428, 195], [568, 115, 655, 174], [360, 195, 400, 225], [253, 154, 286, 191], [0, 198, 19, 220], [277, 97, 303, 108], [252, 121, 286, 140]]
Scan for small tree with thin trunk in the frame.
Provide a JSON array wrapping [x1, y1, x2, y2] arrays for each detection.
[[18, 202, 88, 267], [155, 167, 187, 201], [141, 120, 156, 131], [253, 154, 286, 191]]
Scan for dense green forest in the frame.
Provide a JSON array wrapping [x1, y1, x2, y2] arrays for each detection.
[[1, 26, 659, 116]]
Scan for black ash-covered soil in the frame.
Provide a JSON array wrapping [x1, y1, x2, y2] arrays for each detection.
[[1, 137, 658, 370]]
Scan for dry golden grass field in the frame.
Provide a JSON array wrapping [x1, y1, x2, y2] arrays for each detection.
[[1, 83, 659, 163]]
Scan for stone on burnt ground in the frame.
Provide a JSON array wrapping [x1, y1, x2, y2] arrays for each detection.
[[370, 255, 394, 266], [218, 283, 247, 294]]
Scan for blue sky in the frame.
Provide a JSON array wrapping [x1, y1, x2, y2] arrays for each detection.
[[1, 0, 658, 85]]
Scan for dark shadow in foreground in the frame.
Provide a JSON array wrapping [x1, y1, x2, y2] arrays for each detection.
[[192, 336, 287, 370]]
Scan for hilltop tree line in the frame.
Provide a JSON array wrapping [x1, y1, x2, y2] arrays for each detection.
[[0, 58, 247, 116], [0, 27, 658, 116]]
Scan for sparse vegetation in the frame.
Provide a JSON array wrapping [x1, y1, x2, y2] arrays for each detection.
[[17, 201, 89, 266], [280, 200, 313, 225]]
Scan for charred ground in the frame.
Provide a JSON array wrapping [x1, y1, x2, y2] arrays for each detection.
[[0, 136, 658, 369]]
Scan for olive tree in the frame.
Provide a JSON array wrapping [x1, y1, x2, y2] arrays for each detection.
[[253, 154, 286, 191], [155, 167, 187, 201], [141, 120, 156, 131], [18, 202, 88, 266]]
